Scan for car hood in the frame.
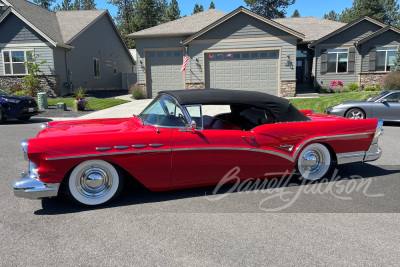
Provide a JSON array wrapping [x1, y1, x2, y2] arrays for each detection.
[[37, 117, 141, 138], [0, 94, 35, 101]]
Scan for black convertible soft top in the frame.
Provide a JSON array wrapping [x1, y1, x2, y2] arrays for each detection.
[[160, 89, 309, 122]]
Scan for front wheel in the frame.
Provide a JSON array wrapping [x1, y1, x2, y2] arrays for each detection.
[[297, 143, 332, 181], [346, 108, 365, 120], [66, 160, 123, 206]]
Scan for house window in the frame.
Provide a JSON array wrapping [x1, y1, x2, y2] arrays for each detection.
[[376, 46, 397, 72], [2, 50, 32, 75], [113, 62, 117, 74], [327, 49, 348, 73], [106, 60, 111, 67], [94, 58, 100, 78]]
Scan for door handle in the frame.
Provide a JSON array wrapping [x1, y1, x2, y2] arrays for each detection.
[[242, 136, 255, 140]]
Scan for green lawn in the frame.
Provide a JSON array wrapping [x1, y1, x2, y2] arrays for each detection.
[[47, 98, 130, 110], [290, 92, 376, 114]]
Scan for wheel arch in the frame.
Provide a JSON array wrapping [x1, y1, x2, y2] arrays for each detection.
[[344, 106, 367, 118]]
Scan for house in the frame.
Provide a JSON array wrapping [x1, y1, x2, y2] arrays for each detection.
[[128, 6, 400, 98], [0, 0, 135, 96]]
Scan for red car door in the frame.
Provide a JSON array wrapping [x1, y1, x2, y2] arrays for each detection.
[[171, 129, 261, 186]]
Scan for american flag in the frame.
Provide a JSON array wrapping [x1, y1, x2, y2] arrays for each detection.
[[180, 56, 189, 73]]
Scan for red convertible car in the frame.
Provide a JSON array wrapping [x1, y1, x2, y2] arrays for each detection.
[[14, 89, 383, 206]]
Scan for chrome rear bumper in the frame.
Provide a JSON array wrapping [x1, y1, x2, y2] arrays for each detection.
[[13, 172, 60, 200]]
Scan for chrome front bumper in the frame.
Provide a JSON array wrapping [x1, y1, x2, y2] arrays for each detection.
[[13, 171, 60, 200]]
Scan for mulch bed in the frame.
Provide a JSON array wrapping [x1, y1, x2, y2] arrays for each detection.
[[35, 106, 95, 118]]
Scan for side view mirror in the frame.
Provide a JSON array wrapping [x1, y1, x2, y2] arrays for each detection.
[[380, 99, 387, 103], [181, 120, 196, 133]]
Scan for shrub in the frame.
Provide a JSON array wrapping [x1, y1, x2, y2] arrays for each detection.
[[382, 72, 400, 91], [332, 86, 351, 93], [364, 86, 380, 91], [130, 85, 145, 99], [348, 83, 359, 91], [13, 90, 26, 95]]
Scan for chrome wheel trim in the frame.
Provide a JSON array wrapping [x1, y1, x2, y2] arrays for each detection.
[[297, 143, 331, 181], [347, 109, 364, 120], [76, 166, 113, 198], [69, 160, 119, 205]]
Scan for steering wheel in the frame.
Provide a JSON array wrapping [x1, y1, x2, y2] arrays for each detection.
[[179, 114, 187, 125]]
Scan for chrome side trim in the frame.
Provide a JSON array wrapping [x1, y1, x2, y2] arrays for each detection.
[[133, 144, 147, 148], [149, 144, 163, 148], [114, 146, 130, 150], [46, 149, 172, 161], [96, 147, 111, 151], [337, 151, 365, 164], [45, 132, 373, 162]]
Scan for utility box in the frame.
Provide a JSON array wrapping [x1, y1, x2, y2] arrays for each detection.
[[57, 102, 67, 111], [37, 92, 48, 109]]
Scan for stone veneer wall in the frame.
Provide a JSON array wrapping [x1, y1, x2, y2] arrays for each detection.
[[0, 75, 61, 97], [359, 73, 388, 88], [280, 80, 296, 97], [184, 82, 205, 89]]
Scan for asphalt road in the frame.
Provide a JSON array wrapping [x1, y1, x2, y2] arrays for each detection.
[[1, 119, 400, 266]]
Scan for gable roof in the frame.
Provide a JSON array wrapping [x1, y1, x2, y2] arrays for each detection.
[[356, 25, 400, 45], [127, 9, 227, 39], [1, 0, 111, 47], [182, 6, 304, 45], [272, 16, 345, 43], [309, 16, 386, 47]]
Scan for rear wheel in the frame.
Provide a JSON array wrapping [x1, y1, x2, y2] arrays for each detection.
[[66, 160, 123, 206], [297, 143, 332, 181], [346, 108, 365, 120]]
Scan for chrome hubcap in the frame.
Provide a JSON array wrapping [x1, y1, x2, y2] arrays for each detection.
[[348, 110, 364, 119], [76, 166, 113, 198], [300, 150, 325, 175]]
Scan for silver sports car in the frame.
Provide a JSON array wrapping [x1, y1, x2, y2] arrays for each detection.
[[325, 90, 400, 121]]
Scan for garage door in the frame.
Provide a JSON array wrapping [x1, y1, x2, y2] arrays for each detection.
[[146, 51, 184, 98], [205, 51, 279, 95]]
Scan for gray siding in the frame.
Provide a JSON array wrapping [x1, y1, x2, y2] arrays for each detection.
[[187, 38, 297, 83], [53, 47, 66, 86], [315, 45, 360, 86], [135, 37, 186, 84], [0, 44, 55, 75], [319, 20, 382, 45], [67, 14, 134, 90], [361, 31, 400, 72], [0, 13, 47, 43], [197, 12, 292, 40]]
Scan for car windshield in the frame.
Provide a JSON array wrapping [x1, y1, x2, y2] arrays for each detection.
[[368, 91, 391, 102], [0, 89, 8, 95], [139, 94, 188, 127]]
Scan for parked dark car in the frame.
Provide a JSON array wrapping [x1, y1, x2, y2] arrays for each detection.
[[325, 90, 400, 121], [0, 89, 39, 123]]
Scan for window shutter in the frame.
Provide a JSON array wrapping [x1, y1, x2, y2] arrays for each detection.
[[369, 47, 376, 72], [320, 49, 327, 75], [348, 46, 356, 74]]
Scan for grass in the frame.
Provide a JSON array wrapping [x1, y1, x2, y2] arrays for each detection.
[[47, 98, 130, 110], [290, 91, 375, 114]]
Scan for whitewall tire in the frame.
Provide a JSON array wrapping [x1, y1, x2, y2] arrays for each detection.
[[297, 143, 331, 181], [67, 160, 123, 206]]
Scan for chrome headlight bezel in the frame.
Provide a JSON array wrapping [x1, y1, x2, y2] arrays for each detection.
[[21, 139, 29, 161]]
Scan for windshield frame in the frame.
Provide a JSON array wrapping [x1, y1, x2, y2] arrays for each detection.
[[369, 91, 391, 102], [139, 93, 192, 129]]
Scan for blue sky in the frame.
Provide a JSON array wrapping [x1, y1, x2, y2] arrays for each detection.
[[56, 0, 354, 19]]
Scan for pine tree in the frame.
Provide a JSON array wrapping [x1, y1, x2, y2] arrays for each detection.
[[81, 0, 96, 10], [323, 10, 340, 21], [381, 0, 400, 26], [164, 0, 180, 22], [193, 3, 204, 14], [108, 0, 135, 48], [391, 47, 400, 72], [132, 0, 160, 32], [54, 0, 74, 11], [209, 1, 215, 9], [291, 9, 300, 17], [244, 0, 296, 19], [73, 0, 81, 10], [33, 0, 55, 9], [338, 0, 387, 23]]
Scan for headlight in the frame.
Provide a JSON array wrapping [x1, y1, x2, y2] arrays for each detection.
[[1, 97, 21, 104]]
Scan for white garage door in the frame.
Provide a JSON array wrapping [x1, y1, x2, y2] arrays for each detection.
[[146, 51, 184, 98], [205, 51, 279, 95]]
